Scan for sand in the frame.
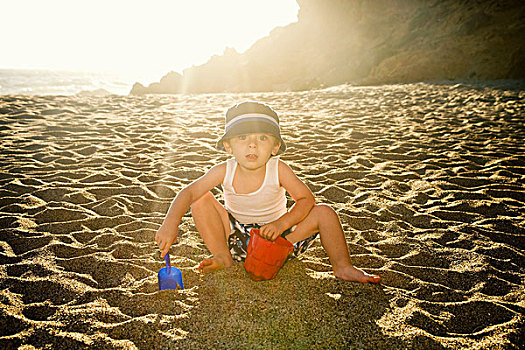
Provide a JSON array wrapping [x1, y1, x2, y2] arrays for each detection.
[[0, 81, 524, 349]]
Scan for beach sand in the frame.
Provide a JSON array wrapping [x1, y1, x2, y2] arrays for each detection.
[[0, 81, 523, 349]]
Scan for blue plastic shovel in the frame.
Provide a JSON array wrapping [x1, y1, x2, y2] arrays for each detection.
[[158, 253, 184, 290]]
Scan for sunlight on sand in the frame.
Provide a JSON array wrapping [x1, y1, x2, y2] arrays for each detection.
[[0, 82, 523, 348]]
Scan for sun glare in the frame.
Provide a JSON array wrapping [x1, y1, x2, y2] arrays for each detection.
[[1, 0, 298, 83]]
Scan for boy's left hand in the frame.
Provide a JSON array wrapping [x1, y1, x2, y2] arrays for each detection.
[[259, 221, 286, 241]]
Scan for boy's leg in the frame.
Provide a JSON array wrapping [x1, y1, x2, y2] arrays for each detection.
[[285, 204, 380, 283], [190, 192, 233, 272]]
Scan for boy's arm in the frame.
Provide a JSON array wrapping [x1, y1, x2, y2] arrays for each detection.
[[259, 160, 315, 241], [155, 162, 226, 257]]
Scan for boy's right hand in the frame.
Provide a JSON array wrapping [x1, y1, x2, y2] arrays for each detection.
[[155, 223, 178, 258]]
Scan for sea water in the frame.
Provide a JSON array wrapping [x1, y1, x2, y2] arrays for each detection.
[[0, 68, 137, 96]]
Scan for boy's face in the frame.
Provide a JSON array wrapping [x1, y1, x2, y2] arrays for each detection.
[[223, 133, 281, 170]]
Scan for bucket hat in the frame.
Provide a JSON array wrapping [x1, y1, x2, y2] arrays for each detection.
[[216, 101, 286, 155]]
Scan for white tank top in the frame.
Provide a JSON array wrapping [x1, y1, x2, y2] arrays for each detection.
[[222, 156, 287, 224]]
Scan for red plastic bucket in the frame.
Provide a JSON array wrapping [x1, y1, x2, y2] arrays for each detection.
[[244, 228, 293, 281]]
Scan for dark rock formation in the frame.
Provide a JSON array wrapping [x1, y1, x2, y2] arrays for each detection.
[[130, 0, 525, 95]]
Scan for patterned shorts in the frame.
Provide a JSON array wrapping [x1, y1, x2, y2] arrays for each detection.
[[227, 212, 319, 262]]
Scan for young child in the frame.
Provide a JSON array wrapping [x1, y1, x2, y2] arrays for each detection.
[[155, 101, 380, 283]]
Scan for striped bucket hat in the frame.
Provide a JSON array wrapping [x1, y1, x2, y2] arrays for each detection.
[[216, 101, 286, 155]]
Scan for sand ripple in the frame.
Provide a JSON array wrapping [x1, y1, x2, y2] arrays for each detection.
[[1, 82, 524, 349]]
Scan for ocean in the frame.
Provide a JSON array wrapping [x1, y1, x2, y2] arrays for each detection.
[[0, 68, 139, 96]]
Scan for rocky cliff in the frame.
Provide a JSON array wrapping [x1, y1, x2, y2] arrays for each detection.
[[131, 0, 525, 94]]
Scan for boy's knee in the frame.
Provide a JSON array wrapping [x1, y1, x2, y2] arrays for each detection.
[[190, 192, 214, 210], [312, 203, 337, 218]]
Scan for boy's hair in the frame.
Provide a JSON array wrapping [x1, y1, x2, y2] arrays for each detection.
[[216, 101, 287, 155]]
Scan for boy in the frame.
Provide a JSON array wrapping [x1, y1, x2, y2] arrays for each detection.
[[155, 101, 380, 283]]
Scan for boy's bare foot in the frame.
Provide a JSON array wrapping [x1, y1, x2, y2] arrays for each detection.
[[198, 255, 233, 273], [334, 266, 381, 284]]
